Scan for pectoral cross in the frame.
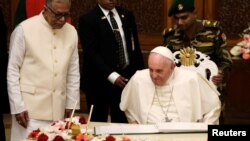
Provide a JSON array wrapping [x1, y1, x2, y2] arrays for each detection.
[[165, 116, 172, 122]]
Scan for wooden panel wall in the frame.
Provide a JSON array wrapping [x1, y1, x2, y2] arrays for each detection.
[[120, 0, 163, 33], [217, 0, 250, 36], [6, 0, 216, 33], [6, 0, 248, 36]]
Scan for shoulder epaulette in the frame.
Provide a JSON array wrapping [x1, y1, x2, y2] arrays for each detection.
[[162, 27, 175, 37], [200, 19, 221, 29]]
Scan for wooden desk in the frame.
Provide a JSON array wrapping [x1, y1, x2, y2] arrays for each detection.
[[24, 122, 208, 141], [87, 122, 207, 141], [110, 133, 207, 141]]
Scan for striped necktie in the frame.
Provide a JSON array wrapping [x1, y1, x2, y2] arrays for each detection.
[[109, 11, 126, 69]]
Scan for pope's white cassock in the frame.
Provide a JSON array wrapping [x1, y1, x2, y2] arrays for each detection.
[[120, 68, 221, 124]]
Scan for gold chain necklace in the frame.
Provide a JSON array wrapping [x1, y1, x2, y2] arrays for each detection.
[[155, 85, 174, 122]]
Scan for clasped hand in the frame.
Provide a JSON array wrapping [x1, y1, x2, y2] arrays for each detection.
[[15, 111, 29, 128], [114, 76, 128, 88], [212, 71, 224, 86]]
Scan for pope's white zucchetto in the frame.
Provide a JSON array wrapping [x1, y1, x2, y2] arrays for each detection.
[[150, 46, 174, 61]]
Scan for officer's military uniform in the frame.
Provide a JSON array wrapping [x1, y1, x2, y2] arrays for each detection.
[[165, 0, 232, 124], [163, 20, 232, 71]]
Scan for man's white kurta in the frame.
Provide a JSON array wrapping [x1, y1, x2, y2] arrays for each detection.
[[7, 12, 80, 141]]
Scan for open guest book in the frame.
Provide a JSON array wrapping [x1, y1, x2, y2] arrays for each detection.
[[94, 122, 208, 135]]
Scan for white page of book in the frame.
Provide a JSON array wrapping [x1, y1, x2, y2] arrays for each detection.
[[156, 122, 208, 133], [94, 122, 208, 135], [94, 124, 158, 135]]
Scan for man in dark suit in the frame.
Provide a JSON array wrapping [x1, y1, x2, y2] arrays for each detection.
[[0, 6, 7, 141], [78, 0, 145, 123]]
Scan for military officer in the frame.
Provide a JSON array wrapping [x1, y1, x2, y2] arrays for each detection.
[[163, 0, 232, 88], [163, 0, 233, 124]]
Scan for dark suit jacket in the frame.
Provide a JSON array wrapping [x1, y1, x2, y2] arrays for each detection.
[[0, 7, 7, 141], [79, 5, 144, 93], [0, 7, 9, 113]]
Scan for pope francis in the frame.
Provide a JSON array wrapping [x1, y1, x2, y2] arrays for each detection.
[[120, 46, 221, 124]]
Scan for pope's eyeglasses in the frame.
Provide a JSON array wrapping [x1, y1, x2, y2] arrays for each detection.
[[46, 5, 70, 20]]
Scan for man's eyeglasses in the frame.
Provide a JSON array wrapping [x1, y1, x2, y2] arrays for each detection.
[[46, 5, 70, 20]]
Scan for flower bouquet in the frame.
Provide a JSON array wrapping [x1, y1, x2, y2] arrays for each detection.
[[27, 116, 132, 141], [27, 104, 132, 141], [230, 23, 250, 60], [27, 116, 87, 141]]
